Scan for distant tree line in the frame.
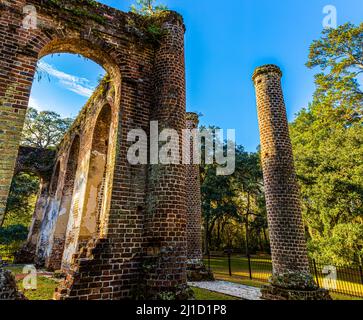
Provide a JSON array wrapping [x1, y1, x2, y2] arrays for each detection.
[[290, 23, 363, 266]]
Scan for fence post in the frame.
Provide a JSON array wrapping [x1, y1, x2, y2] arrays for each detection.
[[248, 254, 252, 280], [313, 259, 320, 288], [228, 252, 232, 276], [359, 265, 363, 285]]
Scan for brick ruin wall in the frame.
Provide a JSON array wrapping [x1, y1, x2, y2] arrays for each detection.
[[0, 1, 319, 301], [35, 77, 119, 271], [0, 0, 191, 299]]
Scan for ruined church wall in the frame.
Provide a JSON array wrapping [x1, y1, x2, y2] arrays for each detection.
[[37, 79, 118, 271], [1, 0, 188, 299]]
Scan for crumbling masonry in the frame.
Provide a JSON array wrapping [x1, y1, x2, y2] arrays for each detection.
[[0, 0, 196, 299], [0, 1, 330, 301]]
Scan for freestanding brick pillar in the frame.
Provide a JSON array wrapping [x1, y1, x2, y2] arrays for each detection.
[[252, 65, 330, 300], [186, 113, 203, 261], [185, 112, 213, 281]]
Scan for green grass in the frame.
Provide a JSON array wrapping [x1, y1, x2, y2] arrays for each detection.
[[205, 256, 363, 301], [4, 261, 362, 301], [204, 256, 272, 282], [212, 272, 265, 288], [5, 265, 25, 275], [18, 276, 58, 300], [192, 287, 239, 300], [5, 264, 59, 300], [330, 292, 363, 301]]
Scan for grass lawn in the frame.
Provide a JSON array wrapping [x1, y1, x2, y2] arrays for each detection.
[[18, 276, 59, 300], [211, 271, 363, 301], [205, 256, 363, 299], [4, 263, 362, 301], [192, 287, 239, 300], [5, 264, 25, 275], [330, 292, 363, 301], [204, 256, 272, 282], [212, 272, 265, 288], [5, 264, 59, 300]]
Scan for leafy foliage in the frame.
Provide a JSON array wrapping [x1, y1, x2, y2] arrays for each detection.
[[306, 23, 363, 123], [3, 173, 40, 228], [21, 107, 73, 149], [290, 23, 363, 266], [131, 0, 168, 16], [200, 132, 268, 254], [0, 225, 28, 245], [308, 223, 363, 267]]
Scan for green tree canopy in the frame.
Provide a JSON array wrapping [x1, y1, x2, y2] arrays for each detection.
[[201, 137, 267, 254], [307, 23, 363, 123], [131, 0, 168, 16], [290, 23, 363, 266], [2, 108, 73, 228], [21, 107, 73, 149]]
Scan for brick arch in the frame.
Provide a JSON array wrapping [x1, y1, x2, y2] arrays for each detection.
[[38, 37, 122, 92], [79, 104, 112, 244], [6, 31, 122, 262], [60, 96, 121, 271], [61, 135, 81, 199], [39, 37, 120, 75], [2, 1, 190, 299], [0, 0, 127, 226]]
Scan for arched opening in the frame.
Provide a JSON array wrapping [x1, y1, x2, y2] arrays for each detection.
[[79, 104, 112, 245], [46, 136, 80, 271], [20, 39, 121, 269], [12, 50, 108, 266], [30, 53, 106, 120], [1, 29, 121, 270], [1, 171, 41, 263]]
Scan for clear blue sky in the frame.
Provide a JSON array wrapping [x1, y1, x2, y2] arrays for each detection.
[[30, 0, 363, 151]]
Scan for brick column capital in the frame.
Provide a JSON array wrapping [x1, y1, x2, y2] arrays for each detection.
[[252, 64, 282, 83]]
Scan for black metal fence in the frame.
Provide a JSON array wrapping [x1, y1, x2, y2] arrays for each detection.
[[205, 253, 363, 298]]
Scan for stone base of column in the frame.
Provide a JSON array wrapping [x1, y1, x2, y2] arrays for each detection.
[[261, 285, 331, 300], [261, 272, 332, 300], [140, 284, 196, 300], [187, 259, 214, 282]]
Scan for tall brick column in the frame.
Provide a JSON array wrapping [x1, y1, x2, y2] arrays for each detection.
[[252, 65, 330, 300], [185, 113, 202, 261], [0, 0, 38, 227], [185, 112, 214, 281], [144, 12, 191, 299]]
